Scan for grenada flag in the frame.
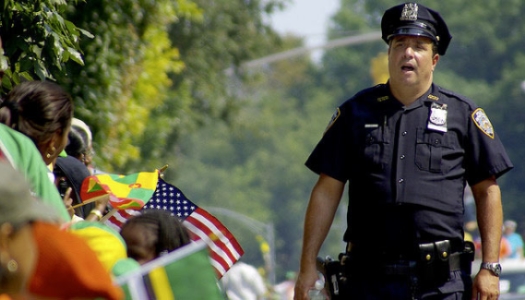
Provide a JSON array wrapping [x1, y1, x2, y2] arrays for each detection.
[[116, 240, 226, 300], [80, 171, 159, 210]]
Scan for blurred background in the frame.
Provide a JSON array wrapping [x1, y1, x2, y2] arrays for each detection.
[[1, 0, 524, 288]]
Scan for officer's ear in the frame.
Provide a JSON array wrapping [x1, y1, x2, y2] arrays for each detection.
[[432, 53, 440, 71]]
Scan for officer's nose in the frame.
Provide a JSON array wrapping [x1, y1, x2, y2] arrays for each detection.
[[403, 46, 415, 59]]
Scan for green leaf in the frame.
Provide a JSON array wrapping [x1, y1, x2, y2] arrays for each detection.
[[78, 28, 94, 39], [65, 47, 84, 65], [64, 20, 79, 35], [1, 75, 13, 92], [18, 58, 33, 72], [29, 44, 43, 60], [33, 60, 49, 81], [18, 72, 34, 81]]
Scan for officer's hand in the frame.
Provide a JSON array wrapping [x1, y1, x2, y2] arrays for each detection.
[[472, 269, 500, 300], [293, 267, 319, 300]]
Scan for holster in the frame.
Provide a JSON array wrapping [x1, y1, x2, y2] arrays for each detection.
[[318, 254, 351, 300]]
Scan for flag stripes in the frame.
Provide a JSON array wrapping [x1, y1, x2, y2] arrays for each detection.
[[102, 177, 243, 277], [183, 209, 243, 275]]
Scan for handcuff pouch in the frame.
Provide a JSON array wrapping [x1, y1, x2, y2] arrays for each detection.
[[418, 240, 451, 285]]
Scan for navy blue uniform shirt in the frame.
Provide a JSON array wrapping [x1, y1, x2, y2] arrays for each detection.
[[306, 83, 513, 255]]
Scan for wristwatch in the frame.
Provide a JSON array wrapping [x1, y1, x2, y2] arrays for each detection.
[[480, 262, 502, 276]]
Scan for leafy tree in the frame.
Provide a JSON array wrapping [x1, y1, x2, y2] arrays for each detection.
[[0, 0, 90, 95], [58, 0, 201, 171], [168, 31, 348, 280], [144, 0, 285, 172], [59, 0, 286, 172], [489, 53, 525, 225], [319, 0, 386, 104]]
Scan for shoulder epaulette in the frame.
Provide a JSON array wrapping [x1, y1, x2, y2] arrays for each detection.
[[436, 86, 460, 98], [435, 85, 478, 109]]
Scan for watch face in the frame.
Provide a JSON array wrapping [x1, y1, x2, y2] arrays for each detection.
[[494, 264, 502, 275]]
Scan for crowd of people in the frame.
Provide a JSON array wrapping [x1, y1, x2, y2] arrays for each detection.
[[469, 219, 525, 261], [0, 77, 215, 298], [0, 2, 519, 299], [0, 59, 299, 299], [0, 73, 291, 299]]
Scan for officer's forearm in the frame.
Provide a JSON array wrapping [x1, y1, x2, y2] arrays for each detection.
[[472, 177, 503, 263], [299, 174, 344, 273]]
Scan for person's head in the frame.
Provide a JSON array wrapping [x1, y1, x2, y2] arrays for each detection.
[[504, 220, 518, 235], [120, 209, 191, 265], [65, 127, 88, 164], [71, 118, 94, 167], [381, 3, 451, 93], [53, 156, 92, 218], [0, 160, 58, 294], [0, 80, 73, 165]]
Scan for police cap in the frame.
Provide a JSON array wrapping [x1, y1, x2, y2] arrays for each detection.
[[381, 3, 452, 55]]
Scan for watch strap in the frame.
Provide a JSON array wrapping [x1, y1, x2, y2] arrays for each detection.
[[480, 262, 501, 276]]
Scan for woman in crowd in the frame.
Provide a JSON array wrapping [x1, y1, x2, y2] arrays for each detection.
[[0, 81, 73, 221], [0, 80, 72, 168], [65, 127, 88, 164], [54, 156, 102, 221], [0, 81, 107, 222]]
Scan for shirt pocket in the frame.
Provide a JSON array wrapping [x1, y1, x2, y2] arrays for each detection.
[[362, 126, 389, 170], [415, 128, 456, 173]]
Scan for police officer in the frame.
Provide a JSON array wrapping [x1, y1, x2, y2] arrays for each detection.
[[294, 3, 513, 300]]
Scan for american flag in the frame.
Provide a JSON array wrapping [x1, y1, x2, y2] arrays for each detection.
[[105, 178, 244, 277]]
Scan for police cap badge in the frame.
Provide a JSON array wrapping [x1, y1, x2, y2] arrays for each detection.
[[381, 3, 452, 55]]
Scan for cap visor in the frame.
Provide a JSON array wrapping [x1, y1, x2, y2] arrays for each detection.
[[390, 26, 436, 41]]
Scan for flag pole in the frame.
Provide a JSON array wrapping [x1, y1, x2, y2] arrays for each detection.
[[100, 208, 118, 223], [71, 194, 109, 209], [159, 164, 168, 173]]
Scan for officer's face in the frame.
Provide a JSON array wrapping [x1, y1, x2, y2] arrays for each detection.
[[388, 35, 439, 90]]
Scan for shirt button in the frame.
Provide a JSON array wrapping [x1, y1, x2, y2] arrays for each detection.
[[398, 178, 405, 183], [400, 155, 406, 160], [402, 131, 408, 136]]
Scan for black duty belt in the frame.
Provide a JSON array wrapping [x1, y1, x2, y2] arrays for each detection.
[[346, 239, 473, 277], [382, 252, 463, 276]]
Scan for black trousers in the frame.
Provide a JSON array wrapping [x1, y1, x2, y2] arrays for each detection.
[[343, 270, 472, 300]]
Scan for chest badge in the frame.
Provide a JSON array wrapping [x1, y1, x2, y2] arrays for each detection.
[[472, 108, 494, 139], [428, 103, 448, 132]]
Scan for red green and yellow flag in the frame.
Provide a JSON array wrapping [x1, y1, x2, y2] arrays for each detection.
[[80, 171, 159, 210], [116, 241, 226, 300]]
